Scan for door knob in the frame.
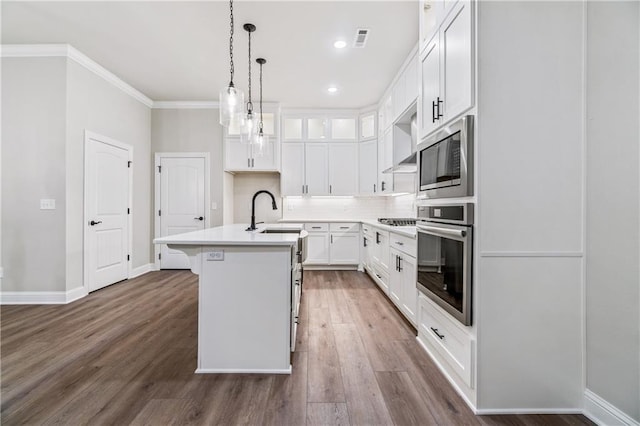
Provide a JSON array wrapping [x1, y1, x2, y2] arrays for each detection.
[[194, 216, 204, 221], [89, 220, 102, 226]]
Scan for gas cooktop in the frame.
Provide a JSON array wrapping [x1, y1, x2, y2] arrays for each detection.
[[377, 218, 417, 226]]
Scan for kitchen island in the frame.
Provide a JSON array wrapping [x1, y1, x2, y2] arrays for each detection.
[[154, 223, 306, 374]]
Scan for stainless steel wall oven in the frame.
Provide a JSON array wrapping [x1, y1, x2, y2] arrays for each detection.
[[416, 203, 473, 325]]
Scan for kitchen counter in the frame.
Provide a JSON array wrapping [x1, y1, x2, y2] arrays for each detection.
[[154, 223, 304, 246], [153, 223, 306, 375]]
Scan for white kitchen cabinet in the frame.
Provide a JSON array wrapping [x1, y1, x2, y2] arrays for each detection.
[[389, 237, 418, 326], [419, 0, 473, 140], [305, 143, 329, 195], [359, 139, 378, 195], [372, 229, 390, 276], [281, 143, 305, 196], [360, 111, 376, 140], [362, 225, 374, 270], [283, 117, 303, 140], [328, 144, 358, 195], [224, 138, 279, 172], [225, 111, 279, 172], [392, 53, 419, 121], [305, 225, 330, 265], [331, 118, 357, 140], [378, 128, 393, 194], [420, 0, 458, 47], [307, 117, 329, 140], [389, 247, 403, 306], [329, 223, 359, 266], [420, 35, 441, 138]]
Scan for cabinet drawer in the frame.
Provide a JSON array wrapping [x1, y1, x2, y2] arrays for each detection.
[[362, 224, 374, 238], [305, 223, 329, 232], [418, 294, 474, 388], [329, 222, 359, 233], [390, 233, 417, 257]]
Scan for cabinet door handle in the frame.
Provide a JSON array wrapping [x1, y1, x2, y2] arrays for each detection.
[[432, 100, 437, 123], [248, 158, 251, 167], [376, 232, 380, 244], [252, 158, 255, 167], [398, 256, 403, 272], [329, 185, 332, 194], [395, 255, 399, 271], [373, 184, 376, 193], [331, 235, 333, 244], [302, 185, 305, 194], [305, 185, 308, 193], [430, 327, 445, 340], [363, 237, 367, 247], [381, 181, 386, 191], [436, 97, 443, 119]]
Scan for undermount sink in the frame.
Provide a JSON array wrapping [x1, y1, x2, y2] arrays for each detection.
[[260, 228, 308, 263]]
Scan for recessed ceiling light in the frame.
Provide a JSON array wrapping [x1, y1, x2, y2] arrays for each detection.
[[333, 40, 347, 49], [327, 86, 338, 93]]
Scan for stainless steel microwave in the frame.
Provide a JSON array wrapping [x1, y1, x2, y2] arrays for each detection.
[[417, 115, 474, 199]]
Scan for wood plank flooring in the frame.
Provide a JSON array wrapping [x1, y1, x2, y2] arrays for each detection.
[[1, 270, 594, 425]]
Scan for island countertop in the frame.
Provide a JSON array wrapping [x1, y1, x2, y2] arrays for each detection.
[[153, 223, 305, 246]]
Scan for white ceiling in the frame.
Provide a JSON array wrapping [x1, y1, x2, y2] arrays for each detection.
[[2, 1, 418, 108]]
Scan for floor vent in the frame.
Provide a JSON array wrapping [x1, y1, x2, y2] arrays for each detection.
[[353, 29, 369, 48]]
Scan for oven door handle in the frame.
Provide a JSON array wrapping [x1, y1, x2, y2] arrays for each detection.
[[417, 224, 467, 238]]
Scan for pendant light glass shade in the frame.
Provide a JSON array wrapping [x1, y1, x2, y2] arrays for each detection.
[[239, 23, 257, 140], [252, 57, 270, 158], [219, 0, 244, 126]]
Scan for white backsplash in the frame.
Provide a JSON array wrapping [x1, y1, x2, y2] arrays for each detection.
[[282, 193, 417, 220], [233, 172, 282, 225]]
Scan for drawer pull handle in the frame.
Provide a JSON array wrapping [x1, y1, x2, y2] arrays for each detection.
[[311, 226, 321, 229], [430, 327, 445, 340], [340, 226, 349, 229], [396, 242, 404, 246]]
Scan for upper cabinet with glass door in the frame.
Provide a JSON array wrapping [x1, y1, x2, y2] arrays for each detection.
[[282, 114, 357, 142], [224, 104, 281, 172]]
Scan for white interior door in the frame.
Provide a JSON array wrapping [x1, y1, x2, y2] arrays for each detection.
[[159, 156, 206, 269], [86, 135, 130, 292]]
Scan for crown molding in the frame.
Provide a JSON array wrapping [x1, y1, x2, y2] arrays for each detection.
[[1, 44, 154, 108], [153, 101, 220, 109]]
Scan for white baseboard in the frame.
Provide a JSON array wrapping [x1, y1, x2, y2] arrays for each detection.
[[1, 287, 87, 305], [584, 389, 639, 426], [475, 408, 584, 415], [195, 367, 292, 374], [303, 265, 358, 271], [130, 263, 155, 279]]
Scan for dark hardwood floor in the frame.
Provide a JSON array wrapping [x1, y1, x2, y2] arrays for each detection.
[[1, 270, 594, 425]]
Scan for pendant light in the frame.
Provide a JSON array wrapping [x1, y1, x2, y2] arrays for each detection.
[[253, 57, 269, 157], [219, 0, 244, 127], [240, 23, 257, 142]]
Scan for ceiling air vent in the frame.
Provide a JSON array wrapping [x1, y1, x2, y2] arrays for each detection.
[[353, 29, 369, 48]]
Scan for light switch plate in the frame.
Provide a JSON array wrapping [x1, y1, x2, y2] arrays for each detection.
[[207, 250, 224, 261], [211, 202, 218, 210], [40, 199, 56, 210]]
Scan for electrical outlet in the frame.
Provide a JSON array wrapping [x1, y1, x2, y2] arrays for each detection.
[[207, 250, 224, 261], [211, 202, 218, 210], [40, 199, 56, 210]]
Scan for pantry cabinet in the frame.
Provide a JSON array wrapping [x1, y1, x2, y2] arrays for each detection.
[[419, 0, 474, 140], [359, 139, 378, 195], [305, 143, 329, 194], [281, 143, 305, 196], [328, 144, 358, 195]]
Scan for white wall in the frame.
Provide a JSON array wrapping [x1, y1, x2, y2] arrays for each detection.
[[150, 108, 224, 227], [1, 57, 68, 292], [585, 1, 639, 422], [65, 59, 151, 290], [476, 1, 585, 410]]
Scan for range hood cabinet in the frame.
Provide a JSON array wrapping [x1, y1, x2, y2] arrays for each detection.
[[382, 109, 418, 174]]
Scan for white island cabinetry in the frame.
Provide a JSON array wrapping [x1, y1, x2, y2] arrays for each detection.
[[153, 224, 305, 374]]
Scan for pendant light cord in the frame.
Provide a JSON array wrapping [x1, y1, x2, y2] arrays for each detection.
[[259, 61, 264, 133], [247, 29, 253, 112], [229, 0, 234, 84]]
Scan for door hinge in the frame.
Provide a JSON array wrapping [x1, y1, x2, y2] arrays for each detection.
[[128, 161, 132, 168], [158, 210, 161, 216], [127, 254, 130, 261], [127, 208, 130, 214], [158, 165, 161, 173], [159, 253, 162, 260]]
